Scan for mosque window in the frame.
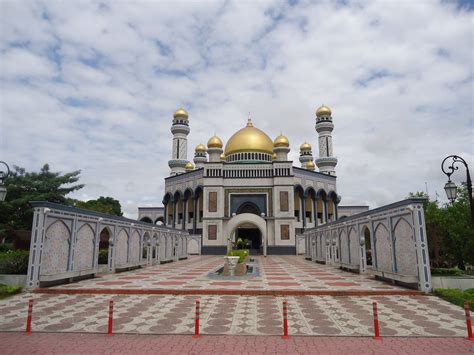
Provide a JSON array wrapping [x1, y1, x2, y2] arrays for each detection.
[[208, 225, 217, 240], [280, 225, 290, 240], [208, 192, 217, 212], [280, 191, 289, 212]]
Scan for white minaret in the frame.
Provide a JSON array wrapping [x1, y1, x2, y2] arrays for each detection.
[[168, 108, 190, 176], [193, 144, 207, 168], [315, 105, 338, 175], [299, 142, 313, 168]]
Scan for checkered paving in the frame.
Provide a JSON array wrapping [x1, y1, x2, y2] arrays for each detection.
[[50, 255, 408, 291], [0, 293, 466, 336]]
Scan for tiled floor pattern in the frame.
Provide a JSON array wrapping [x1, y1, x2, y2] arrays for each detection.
[[0, 293, 466, 337], [50, 255, 408, 292]]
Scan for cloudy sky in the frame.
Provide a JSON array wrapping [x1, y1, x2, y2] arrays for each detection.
[[1, 0, 472, 218]]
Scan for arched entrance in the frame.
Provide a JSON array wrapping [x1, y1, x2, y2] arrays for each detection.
[[236, 224, 262, 254], [226, 213, 267, 256]]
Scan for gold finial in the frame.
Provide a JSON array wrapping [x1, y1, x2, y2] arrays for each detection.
[[247, 118, 253, 127]]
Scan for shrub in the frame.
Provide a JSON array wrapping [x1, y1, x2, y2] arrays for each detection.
[[434, 288, 474, 308], [0, 284, 22, 299], [0, 250, 29, 274], [431, 268, 464, 276], [98, 249, 109, 264], [226, 249, 249, 263], [0, 243, 14, 252]]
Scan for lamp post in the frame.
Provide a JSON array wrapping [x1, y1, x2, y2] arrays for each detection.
[[0, 161, 10, 202], [441, 155, 473, 225]]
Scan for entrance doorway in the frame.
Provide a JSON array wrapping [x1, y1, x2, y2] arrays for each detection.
[[236, 227, 261, 254]]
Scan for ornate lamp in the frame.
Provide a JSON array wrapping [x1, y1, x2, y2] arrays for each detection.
[[443, 180, 457, 203]]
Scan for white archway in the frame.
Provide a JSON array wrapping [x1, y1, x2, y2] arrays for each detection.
[[225, 213, 267, 256]]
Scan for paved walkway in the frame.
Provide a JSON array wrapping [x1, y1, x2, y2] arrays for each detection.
[[0, 293, 466, 336], [47, 256, 409, 293], [1, 333, 473, 354]]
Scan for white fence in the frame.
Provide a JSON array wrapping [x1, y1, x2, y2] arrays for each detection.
[[26, 202, 190, 289], [303, 198, 432, 292]]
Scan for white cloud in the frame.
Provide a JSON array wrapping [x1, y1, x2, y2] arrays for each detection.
[[0, 0, 472, 218]]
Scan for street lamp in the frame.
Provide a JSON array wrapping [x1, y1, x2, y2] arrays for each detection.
[[0, 161, 10, 202], [441, 154, 473, 224]]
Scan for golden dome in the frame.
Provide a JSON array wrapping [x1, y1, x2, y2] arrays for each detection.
[[300, 142, 312, 151], [173, 108, 189, 120], [306, 160, 316, 170], [195, 143, 206, 153], [224, 119, 274, 155], [207, 135, 223, 149], [274, 134, 289, 148], [185, 162, 194, 170], [272, 152, 277, 160], [316, 105, 331, 117], [220, 153, 226, 161]]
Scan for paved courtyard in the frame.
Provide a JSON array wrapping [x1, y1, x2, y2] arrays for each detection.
[[47, 255, 410, 293], [1, 333, 474, 355], [0, 256, 469, 338]]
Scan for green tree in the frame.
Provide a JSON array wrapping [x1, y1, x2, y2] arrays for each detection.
[[69, 196, 123, 216], [410, 185, 473, 269], [0, 164, 84, 235]]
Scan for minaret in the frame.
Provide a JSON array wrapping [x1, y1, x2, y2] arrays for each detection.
[[273, 134, 290, 161], [299, 142, 313, 168], [193, 144, 207, 168], [315, 105, 338, 175], [207, 135, 223, 162], [168, 108, 190, 176]]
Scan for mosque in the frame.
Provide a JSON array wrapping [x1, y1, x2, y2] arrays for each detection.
[[138, 106, 368, 255]]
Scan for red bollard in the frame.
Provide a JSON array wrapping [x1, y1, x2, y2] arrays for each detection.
[[107, 299, 114, 336], [465, 301, 474, 341], [282, 300, 289, 339], [25, 299, 33, 335], [193, 299, 200, 338], [372, 301, 381, 340]]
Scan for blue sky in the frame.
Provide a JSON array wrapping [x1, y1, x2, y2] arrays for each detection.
[[1, 0, 472, 217]]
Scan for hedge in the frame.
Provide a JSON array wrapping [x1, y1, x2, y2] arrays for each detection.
[[0, 250, 29, 274], [433, 288, 474, 309], [226, 249, 249, 263], [98, 249, 109, 264], [0, 284, 22, 299], [431, 268, 465, 276]]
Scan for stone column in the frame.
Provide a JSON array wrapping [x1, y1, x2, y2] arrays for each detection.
[[192, 198, 197, 234], [182, 198, 187, 230], [313, 198, 318, 227], [301, 195, 306, 229], [172, 200, 177, 228]]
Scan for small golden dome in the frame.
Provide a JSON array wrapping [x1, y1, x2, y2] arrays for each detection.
[[220, 153, 226, 161], [195, 143, 206, 153], [207, 135, 223, 149], [274, 134, 289, 148], [224, 119, 274, 155], [272, 152, 277, 160], [185, 162, 194, 170], [173, 108, 189, 120], [306, 160, 316, 170], [316, 105, 331, 117], [300, 142, 312, 151]]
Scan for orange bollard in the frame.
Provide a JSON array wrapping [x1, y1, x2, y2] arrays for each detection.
[[465, 301, 474, 341], [193, 300, 200, 338], [25, 299, 33, 335], [282, 301, 289, 339], [372, 301, 381, 340], [107, 299, 114, 336]]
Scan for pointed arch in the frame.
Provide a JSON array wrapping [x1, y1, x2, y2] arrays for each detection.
[[74, 224, 95, 271], [42, 220, 70, 275]]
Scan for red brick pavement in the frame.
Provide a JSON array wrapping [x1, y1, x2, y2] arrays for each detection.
[[1, 332, 473, 354]]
